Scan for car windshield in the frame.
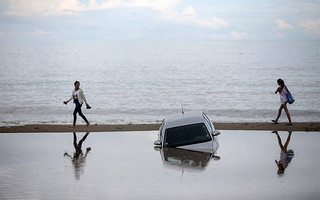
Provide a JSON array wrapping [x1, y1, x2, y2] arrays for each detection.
[[164, 123, 212, 147]]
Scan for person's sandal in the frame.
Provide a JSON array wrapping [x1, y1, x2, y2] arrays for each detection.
[[271, 120, 278, 124], [287, 123, 293, 126]]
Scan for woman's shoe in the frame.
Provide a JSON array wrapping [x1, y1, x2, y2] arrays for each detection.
[[271, 120, 278, 124]]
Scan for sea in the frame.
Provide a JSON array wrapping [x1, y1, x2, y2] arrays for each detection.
[[0, 40, 319, 125]]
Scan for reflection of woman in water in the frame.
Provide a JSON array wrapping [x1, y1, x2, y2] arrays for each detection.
[[64, 132, 91, 180], [64, 81, 91, 128], [272, 131, 294, 175]]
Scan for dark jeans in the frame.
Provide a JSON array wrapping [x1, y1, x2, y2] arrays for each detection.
[[73, 100, 88, 125]]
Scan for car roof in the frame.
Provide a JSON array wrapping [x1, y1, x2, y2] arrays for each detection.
[[163, 111, 205, 129]]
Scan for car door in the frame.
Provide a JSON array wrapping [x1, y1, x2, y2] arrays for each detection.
[[202, 113, 219, 149]]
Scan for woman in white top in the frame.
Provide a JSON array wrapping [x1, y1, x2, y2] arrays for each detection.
[[272, 79, 292, 125], [64, 81, 91, 127]]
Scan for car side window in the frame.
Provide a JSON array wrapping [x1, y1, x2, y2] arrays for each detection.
[[203, 113, 213, 134]]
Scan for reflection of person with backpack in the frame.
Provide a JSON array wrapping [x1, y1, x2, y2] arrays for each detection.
[[272, 131, 294, 175]]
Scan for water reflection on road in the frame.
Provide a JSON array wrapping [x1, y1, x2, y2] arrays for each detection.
[[64, 132, 91, 180], [271, 131, 294, 176], [155, 147, 220, 171], [0, 131, 319, 200], [155, 147, 221, 183]]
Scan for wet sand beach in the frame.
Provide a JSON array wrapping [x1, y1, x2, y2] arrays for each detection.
[[1, 122, 319, 133]]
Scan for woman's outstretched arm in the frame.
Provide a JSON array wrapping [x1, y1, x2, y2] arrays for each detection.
[[64, 92, 73, 104]]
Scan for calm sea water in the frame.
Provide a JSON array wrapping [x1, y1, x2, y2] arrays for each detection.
[[0, 131, 319, 199], [0, 40, 319, 125]]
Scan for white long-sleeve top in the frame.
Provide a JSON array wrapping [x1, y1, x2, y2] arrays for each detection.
[[65, 88, 88, 105]]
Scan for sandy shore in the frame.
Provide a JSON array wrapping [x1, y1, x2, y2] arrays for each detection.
[[0, 122, 319, 133]]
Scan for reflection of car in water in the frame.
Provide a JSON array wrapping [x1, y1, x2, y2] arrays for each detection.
[[154, 111, 220, 153], [155, 147, 220, 171]]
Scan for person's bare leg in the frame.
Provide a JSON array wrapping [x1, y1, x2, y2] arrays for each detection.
[[274, 131, 284, 150], [283, 131, 292, 150], [283, 104, 292, 124], [274, 105, 284, 123]]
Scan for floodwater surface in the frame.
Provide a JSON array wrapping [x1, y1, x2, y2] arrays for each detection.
[[0, 130, 319, 199]]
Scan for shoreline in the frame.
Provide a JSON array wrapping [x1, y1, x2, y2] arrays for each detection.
[[0, 122, 319, 133]]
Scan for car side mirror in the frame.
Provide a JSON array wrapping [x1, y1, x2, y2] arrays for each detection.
[[154, 146, 161, 151], [212, 130, 221, 137], [154, 140, 162, 146]]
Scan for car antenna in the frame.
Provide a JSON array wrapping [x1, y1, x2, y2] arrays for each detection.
[[180, 100, 184, 114]]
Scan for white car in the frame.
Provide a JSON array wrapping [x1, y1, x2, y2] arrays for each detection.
[[154, 111, 220, 153]]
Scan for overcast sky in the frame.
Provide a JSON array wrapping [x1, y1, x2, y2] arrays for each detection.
[[0, 0, 319, 40]]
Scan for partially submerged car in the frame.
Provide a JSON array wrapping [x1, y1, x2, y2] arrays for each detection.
[[154, 111, 220, 153]]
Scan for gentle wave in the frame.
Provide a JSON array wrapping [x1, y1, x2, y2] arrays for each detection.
[[1, 109, 319, 126]]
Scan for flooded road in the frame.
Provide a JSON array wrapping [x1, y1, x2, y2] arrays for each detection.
[[0, 131, 319, 199]]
